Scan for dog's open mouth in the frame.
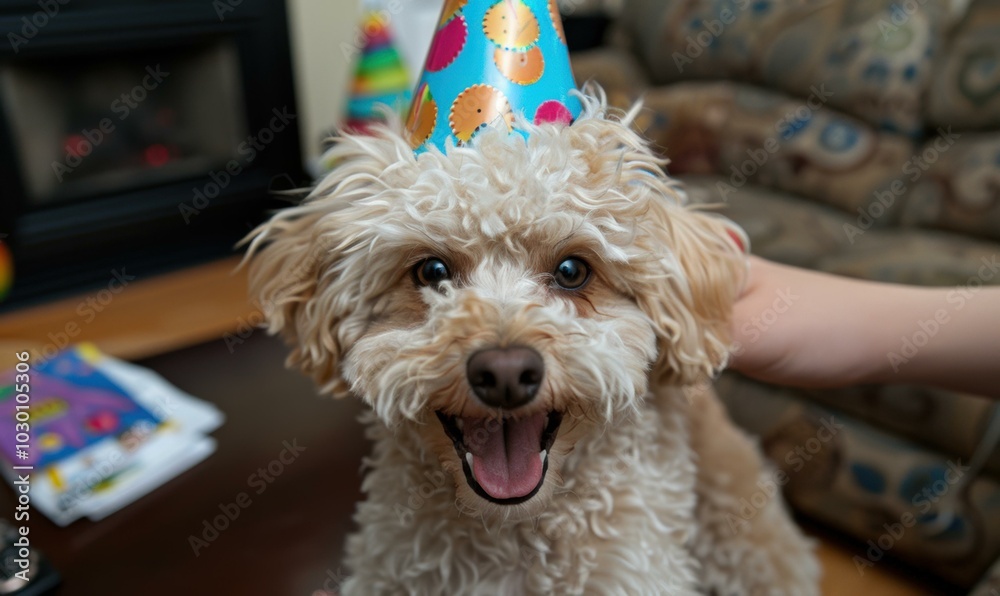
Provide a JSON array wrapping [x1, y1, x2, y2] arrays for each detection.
[[436, 411, 562, 505]]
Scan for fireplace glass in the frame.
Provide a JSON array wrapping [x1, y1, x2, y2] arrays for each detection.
[[1, 41, 247, 206]]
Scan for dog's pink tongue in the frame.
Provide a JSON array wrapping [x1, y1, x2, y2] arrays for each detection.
[[464, 413, 546, 500]]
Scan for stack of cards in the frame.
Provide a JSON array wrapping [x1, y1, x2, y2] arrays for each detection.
[[0, 344, 223, 526]]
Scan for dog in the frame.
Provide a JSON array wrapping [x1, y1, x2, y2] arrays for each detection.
[[246, 93, 820, 594]]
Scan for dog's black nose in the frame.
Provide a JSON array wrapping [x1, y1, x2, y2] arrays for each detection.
[[466, 346, 544, 409]]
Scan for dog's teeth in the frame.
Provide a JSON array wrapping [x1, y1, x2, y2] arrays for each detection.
[[466, 452, 474, 470], [455, 418, 464, 431], [539, 450, 547, 465]]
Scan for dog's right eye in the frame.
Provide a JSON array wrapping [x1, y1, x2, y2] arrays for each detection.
[[415, 258, 450, 287], [553, 257, 590, 290]]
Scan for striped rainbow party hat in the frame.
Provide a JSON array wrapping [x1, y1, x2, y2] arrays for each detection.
[[345, 12, 411, 134]]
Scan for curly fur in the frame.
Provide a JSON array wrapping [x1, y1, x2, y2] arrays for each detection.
[[245, 93, 819, 595]]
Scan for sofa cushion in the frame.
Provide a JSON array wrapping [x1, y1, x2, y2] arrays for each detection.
[[798, 383, 1000, 479], [926, 0, 1000, 131], [643, 83, 914, 218], [901, 133, 1000, 244], [679, 176, 1000, 287], [815, 228, 1000, 286], [620, 0, 957, 136], [716, 372, 1000, 588], [681, 175, 859, 268]]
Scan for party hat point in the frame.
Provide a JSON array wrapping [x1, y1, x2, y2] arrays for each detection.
[[406, 0, 580, 153]]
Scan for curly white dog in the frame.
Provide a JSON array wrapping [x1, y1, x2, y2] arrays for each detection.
[[246, 95, 819, 595]]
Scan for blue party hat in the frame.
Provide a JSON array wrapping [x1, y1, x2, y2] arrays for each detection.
[[403, 0, 581, 152]]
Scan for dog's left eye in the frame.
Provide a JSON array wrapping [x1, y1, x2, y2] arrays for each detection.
[[553, 257, 590, 290], [415, 258, 450, 287]]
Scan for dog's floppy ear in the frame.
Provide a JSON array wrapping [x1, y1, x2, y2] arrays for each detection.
[[243, 132, 402, 397], [245, 201, 349, 395], [633, 196, 748, 386]]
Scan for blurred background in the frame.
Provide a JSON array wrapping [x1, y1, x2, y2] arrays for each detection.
[[0, 0, 999, 594]]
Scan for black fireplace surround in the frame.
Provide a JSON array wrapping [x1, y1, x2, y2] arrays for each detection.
[[0, 0, 304, 308]]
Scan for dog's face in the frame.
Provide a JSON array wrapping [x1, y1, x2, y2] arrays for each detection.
[[247, 101, 745, 519]]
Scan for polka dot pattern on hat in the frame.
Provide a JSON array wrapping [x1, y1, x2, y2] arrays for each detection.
[[405, 0, 581, 152]]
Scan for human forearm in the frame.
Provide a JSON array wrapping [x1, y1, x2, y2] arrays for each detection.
[[866, 283, 1000, 397], [729, 256, 1000, 398]]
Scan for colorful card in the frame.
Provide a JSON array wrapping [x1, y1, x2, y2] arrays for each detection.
[[0, 347, 162, 469], [0, 344, 224, 526]]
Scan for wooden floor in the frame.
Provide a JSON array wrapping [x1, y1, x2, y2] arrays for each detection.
[[813, 529, 930, 595], [0, 258, 932, 594]]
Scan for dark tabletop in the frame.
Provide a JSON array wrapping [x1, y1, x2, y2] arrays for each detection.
[[1, 334, 368, 596]]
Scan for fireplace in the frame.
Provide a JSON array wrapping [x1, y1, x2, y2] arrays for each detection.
[[0, 0, 303, 308]]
